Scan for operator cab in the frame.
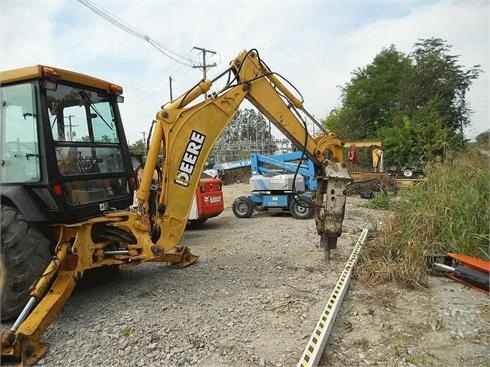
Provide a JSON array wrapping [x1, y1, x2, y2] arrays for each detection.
[[0, 65, 135, 222]]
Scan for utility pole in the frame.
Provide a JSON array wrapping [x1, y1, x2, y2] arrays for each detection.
[[169, 76, 174, 101], [312, 115, 316, 137], [192, 46, 217, 97], [65, 115, 77, 141], [141, 131, 147, 158]]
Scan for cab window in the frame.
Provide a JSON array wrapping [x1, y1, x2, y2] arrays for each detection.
[[0, 83, 41, 183], [46, 83, 130, 206], [47, 83, 124, 176]]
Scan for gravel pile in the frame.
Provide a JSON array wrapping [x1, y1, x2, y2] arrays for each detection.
[[2, 183, 488, 366], [36, 214, 352, 367]]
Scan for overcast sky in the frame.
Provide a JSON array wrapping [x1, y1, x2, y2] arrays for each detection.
[[1, 0, 488, 143]]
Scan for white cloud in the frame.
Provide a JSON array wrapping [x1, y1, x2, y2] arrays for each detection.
[[0, 1, 61, 67], [1, 0, 488, 142]]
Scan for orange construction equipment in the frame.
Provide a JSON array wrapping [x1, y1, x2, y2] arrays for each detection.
[[433, 252, 489, 292]]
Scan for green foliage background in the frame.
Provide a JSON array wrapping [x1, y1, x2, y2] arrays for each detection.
[[325, 38, 482, 166]]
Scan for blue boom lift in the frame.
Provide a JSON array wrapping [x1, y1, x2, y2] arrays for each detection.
[[229, 151, 317, 219]]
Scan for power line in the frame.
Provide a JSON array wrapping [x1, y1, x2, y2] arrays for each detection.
[[77, 0, 195, 67]]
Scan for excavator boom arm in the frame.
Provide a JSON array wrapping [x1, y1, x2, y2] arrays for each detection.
[[138, 49, 351, 255], [232, 50, 342, 164], [1, 49, 351, 366]]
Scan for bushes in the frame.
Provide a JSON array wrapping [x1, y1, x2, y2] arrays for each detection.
[[357, 148, 489, 287]]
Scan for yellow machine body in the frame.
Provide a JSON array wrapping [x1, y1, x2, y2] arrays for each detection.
[[0, 50, 351, 365]]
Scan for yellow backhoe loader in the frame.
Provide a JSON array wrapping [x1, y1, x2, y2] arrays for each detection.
[[0, 49, 351, 365]]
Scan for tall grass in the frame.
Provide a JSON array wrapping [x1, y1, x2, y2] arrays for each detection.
[[357, 147, 489, 288]]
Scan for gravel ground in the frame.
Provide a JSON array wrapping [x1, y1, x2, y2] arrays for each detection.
[[2, 183, 488, 366]]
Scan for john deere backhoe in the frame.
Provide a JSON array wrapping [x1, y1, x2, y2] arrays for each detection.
[[0, 49, 351, 365]]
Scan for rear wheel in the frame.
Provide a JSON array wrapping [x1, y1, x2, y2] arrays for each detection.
[[290, 197, 314, 219], [232, 196, 254, 218], [0, 205, 50, 321], [403, 169, 414, 178]]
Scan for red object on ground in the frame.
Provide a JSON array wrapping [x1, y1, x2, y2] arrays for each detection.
[[445, 252, 489, 292], [193, 177, 224, 220], [446, 252, 490, 273]]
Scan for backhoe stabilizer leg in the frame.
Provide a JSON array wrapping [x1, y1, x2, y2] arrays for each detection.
[[149, 246, 199, 268], [0, 245, 80, 366], [1, 332, 48, 367]]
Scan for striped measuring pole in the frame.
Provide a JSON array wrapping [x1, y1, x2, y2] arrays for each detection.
[[297, 228, 369, 367]]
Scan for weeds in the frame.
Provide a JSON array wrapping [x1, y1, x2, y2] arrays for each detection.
[[121, 326, 131, 337], [391, 337, 407, 349], [405, 354, 431, 366], [357, 147, 489, 287], [365, 191, 393, 210]]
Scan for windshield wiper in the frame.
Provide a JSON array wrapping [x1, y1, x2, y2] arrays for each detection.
[[78, 90, 114, 130]]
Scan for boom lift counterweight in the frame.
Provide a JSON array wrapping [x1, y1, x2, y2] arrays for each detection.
[[0, 49, 351, 365]]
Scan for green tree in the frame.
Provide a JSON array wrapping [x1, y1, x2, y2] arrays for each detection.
[[129, 139, 146, 156], [403, 38, 481, 140], [324, 106, 365, 140], [325, 45, 412, 139], [100, 135, 113, 143], [325, 38, 482, 165], [475, 130, 490, 145]]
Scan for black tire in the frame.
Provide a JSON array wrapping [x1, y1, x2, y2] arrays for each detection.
[[403, 169, 413, 178], [1, 205, 50, 321], [289, 197, 314, 219], [232, 196, 254, 218]]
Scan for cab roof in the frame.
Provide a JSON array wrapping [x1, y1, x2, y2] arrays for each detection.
[[0, 65, 123, 94]]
